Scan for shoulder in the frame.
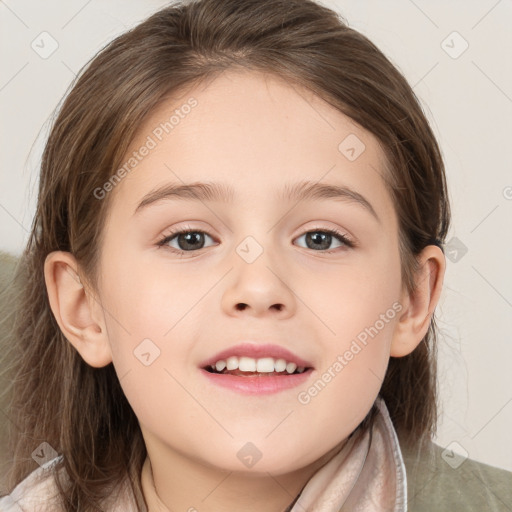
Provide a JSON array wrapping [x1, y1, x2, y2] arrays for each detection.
[[401, 439, 512, 511], [0, 456, 64, 511], [0, 456, 140, 512]]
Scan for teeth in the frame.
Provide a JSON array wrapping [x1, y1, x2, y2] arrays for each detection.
[[256, 357, 274, 372], [286, 362, 297, 374], [239, 357, 256, 372], [226, 356, 238, 370], [215, 360, 226, 372], [208, 356, 307, 374], [274, 358, 287, 372]]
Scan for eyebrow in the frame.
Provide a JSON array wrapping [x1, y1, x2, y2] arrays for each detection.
[[133, 180, 380, 222]]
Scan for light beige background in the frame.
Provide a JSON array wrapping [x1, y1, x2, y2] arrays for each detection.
[[0, 0, 511, 472]]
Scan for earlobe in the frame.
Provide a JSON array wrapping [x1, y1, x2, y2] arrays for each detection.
[[390, 245, 446, 357], [44, 251, 113, 368]]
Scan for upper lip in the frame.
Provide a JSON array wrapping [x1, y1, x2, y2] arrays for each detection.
[[199, 342, 314, 369]]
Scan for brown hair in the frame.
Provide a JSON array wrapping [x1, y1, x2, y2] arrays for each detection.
[[0, 0, 450, 509]]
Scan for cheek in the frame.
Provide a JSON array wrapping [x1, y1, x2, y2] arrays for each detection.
[[303, 242, 402, 340], [297, 250, 401, 423], [297, 310, 397, 440], [101, 251, 196, 337], [98, 253, 208, 407]]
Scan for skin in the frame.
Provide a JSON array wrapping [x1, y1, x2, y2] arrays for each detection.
[[44, 69, 445, 511]]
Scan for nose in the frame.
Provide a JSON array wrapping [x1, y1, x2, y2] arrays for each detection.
[[220, 248, 297, 319]]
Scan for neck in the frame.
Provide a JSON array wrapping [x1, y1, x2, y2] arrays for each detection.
[[142, 440, 347, 512]]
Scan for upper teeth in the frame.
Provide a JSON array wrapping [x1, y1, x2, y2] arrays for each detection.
[[210, 356, 306, 374]]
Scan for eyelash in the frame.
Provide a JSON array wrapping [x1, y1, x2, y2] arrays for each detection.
[[156, 226, 355, 256]]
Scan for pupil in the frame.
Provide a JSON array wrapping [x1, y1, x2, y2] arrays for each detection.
[[308, 232, 330, 250], [179, 232, 203, 250]]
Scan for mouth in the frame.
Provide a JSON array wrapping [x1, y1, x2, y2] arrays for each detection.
[[199, 344, 315, 395], [199, 342, 314, 375], [203, 356, 313, 377]]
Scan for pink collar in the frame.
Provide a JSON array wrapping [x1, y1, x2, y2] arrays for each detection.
[[287, 396, 407, 511]]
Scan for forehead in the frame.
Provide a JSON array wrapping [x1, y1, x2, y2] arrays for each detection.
[[108, 69, 393, 220]]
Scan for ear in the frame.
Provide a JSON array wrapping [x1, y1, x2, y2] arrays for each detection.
[[44, 251, 113, 368], [390, 245, 446, 357]]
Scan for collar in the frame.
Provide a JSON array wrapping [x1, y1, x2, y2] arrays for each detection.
[[287, 396, 407, 511]]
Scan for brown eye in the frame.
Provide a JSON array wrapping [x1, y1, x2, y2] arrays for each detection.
[[157, 230, 216, 253], [294, 228, 353, 252]]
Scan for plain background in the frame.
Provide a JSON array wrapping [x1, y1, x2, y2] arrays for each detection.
[[0, 0, 511, 472]]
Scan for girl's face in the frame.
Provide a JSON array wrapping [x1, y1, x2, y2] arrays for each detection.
[[95, 69, 406, 474]]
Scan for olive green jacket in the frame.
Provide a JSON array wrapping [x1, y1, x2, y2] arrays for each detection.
[[401, 436, 511, 511]]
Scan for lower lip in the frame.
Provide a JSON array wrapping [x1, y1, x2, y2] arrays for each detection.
[[200, 368, 314, 395]]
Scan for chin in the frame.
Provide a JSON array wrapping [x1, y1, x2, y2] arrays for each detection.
[[199, 442, 319, 476]]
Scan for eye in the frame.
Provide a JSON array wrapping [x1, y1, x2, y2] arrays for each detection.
[[156, 226, 354, 256], [156, 228, 216, 254], [294, 228, 354, 253]]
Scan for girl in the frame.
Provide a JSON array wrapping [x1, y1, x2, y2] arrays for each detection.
[[1, 0, 506, 510]]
